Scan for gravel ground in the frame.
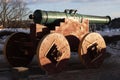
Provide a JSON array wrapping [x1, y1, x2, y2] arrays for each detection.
[[0, 46, 120, 80], [0, 38, 120, 80]]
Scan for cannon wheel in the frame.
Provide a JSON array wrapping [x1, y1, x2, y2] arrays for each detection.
[[78, 32, 106, 68], [37, 33, 70, 74], [3, 32, 34, 67]]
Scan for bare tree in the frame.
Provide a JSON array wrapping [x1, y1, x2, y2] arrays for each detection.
[[0, 0, 31, 28]]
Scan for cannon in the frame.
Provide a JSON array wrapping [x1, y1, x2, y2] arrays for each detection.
[[3, 9, 111, 74]]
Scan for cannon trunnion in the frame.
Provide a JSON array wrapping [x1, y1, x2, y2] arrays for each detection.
[[3, 9, 111, 74]]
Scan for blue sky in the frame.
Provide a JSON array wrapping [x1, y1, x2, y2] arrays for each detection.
[[27, 0, 120, 19]]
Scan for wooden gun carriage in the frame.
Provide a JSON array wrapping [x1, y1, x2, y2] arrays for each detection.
[[3, 9, 111, 74]]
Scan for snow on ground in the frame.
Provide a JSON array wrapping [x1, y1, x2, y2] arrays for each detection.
[[96, 28, 120, 36], [0, 28, 30, 34]]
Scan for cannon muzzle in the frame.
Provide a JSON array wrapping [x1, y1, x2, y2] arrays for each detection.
[[29, 9, 111, 25]]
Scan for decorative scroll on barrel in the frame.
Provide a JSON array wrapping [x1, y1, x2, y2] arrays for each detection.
[[3, 9, 111, 74]]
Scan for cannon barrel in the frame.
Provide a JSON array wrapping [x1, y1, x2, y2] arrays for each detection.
[[29, 9, 111, 25]]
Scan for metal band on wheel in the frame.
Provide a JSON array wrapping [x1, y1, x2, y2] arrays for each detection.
[[3, 32, 34, 67], [37, 33, 70, 74], [78, 32, 106, 68]]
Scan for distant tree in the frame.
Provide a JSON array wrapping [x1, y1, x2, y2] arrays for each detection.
[[0, 0, 31, 28], [109, 18, 120, 29]]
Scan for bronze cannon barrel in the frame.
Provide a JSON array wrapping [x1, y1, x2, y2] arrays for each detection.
[[29, 9, 111, 25]]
